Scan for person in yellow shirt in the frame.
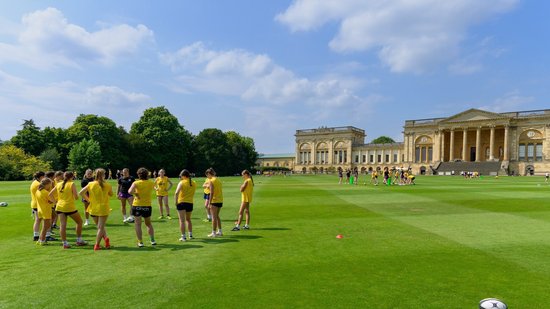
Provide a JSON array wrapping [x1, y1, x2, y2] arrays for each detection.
[[174, 169, 196, 241], [206, 168, 223, 238], [30, 171, 45, 241], [370, 170, 379, 186], [231, 170, 254, 231], [49, 171, 87, 249], [35, 178, 54, 245], [154, 169, 173, 220], [79, 169, 113, 251], [129, 167, 156, 247], [202, 178, 212, 222], [51, 171, 63, 230]]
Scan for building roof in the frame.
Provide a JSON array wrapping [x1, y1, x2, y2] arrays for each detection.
[[258, 153, 295, 159]]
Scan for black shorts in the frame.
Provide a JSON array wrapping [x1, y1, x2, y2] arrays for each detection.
[[56, 210, 78, 215], [131, 206, 152, 218], [211, 202, 223, 208], [203, 193, 210, 200], [177, 202, 193, 212]]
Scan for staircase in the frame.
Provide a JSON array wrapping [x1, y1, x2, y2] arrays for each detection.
[[435, 161, 503, 176]]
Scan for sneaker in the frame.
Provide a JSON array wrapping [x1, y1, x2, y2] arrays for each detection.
[[52, 224, 59, 229], [137, 242, 144, 248], [46, 236, 57, 241], [188, 234, 194, 239], [178, 237, 187, 242], [104, 237, 111, 249], [231, 226, 240, 231], [123, 218, 128, 223], [126, 217, 135, 223], [84, 221, 89, 226], [202, 218, 210, 223], [243, 226, 250, 230], [216, 231, 223, 236], [166, 215, 172, 220], [207, 233, 217, 238], [150, 240, 157, 246], [36, 241, 46, 246], [158, 216, 165, 220], [33, 236, 39, 241], [63, 243, 71, 249], [94, 244, 101, 251], [75, 240, 88, 246]]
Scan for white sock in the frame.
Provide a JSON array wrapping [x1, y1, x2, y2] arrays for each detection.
[[46, 232, 51, 237], [33, 232, 39, 236], [189, 232, 192, 237], [123, 215, 127, 220], [181, 234, 186, 239]]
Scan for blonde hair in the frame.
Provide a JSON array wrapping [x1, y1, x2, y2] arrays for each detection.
[[94, 168, 106, 188]]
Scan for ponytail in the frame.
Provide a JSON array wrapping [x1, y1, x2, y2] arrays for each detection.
[[180, 169, 192, 186], [95, 168, 106, 188], [60, 171, 74, 193], [38, 178, 53, 191], [242, 170, 254, 185]]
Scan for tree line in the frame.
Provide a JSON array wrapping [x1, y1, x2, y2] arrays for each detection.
[[0, 106, 258, 180]]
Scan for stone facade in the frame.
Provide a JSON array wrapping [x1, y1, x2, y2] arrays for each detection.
[[281, 108, 550, 175]]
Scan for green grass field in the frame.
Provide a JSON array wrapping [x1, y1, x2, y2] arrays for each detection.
[[1, 175, 549, 308]]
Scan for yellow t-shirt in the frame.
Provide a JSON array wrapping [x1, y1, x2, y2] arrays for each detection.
[[241, 178, 253, 203], [36, 189, 53, 219], [133, 180, 155, 207], [203, 179, 211, 195], [210, 177, 223, 203], [30, 180, 40, 209], [55, 181, 76, 213], [177, 179, 197, 204], [87, 181, 112, 216], [155, 176, 170, 197]]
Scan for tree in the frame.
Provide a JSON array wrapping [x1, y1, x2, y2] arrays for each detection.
[[40, 148, 63, 171], [130, 106, 192, 175], [42, 126, 70, 169], [371, 136, 396, 144], [0, 144, 50, 180], [10, 119, 45, 156], [192, 128, 232, 175], [67, 114, 128, 170], [225, 131, 259, 174], [68, 139, 102, 177]]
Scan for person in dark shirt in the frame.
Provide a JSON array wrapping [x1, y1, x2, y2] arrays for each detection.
[[117, 168, 135, 223], [80, 169, 94, 226]]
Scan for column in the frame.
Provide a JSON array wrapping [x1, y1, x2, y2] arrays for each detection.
[[462, 128, 468, 161], [328, 140, 334, 165], [434, 131, 441, 162], [475, 127, 481, 162], [311, 142, 316, 165], [503, 125, 510, 161], [449, 129, 455, 161], [441, 130, 446, 162], [489, 126, 495, 161]]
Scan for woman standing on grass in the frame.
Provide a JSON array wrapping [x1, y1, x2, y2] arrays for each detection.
[[51, 171, 63, 230], [231, 170, 254, 231], [80, 169, 94, 226], [174, 169, 196, 241], [31, 171, 45, 241], [202, 178, 212, 222], [206, 168, 223, 237], [79, 169, 113, 251], [49, 171, 87, 249], [36, 178, 54, 245], [117, 168, 135, 223], [155, 169, 173, 219], [129, 167, 156, 247]]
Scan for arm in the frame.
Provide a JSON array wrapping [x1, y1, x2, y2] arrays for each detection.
[[79, 185, 90, 202], [107, 185, 113, 197], [167, 178, 173, 191], [72, 183, 78, 200], [240, 180, 248, 193], [207, 182, 214, 205], [48, 188, 57, 203], [174, 182, 182, 206], [128, 183, 138, 199]]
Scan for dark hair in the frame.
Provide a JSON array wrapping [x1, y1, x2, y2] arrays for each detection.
[[180, 169, 192, 186], [60, 171, 74, 193], [33, 171, 45, 181], [137, 167, 149, 180], [54, 171, 63, 179], [242, 169, 254, 185], [38, 178, 53, 191], [45, 171, 55, 179], [205, 168, 216, 176]]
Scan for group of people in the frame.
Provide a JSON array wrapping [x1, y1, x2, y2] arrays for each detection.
[[337, 167, 416, 186], [30, 167, 255, 251]]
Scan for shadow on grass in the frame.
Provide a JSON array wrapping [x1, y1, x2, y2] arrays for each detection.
[[251, 227, 291, 231]]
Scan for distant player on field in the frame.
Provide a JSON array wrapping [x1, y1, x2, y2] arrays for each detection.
[[174, 169, 196, 241], [129, 168, 157, 247], [232, 170, 254, 231], [206, 168, 223, 237], [80, 169, 94, 226], [117, 168, 135, 223], [30, 171, 45, 241], [154, 169, 173, 219]]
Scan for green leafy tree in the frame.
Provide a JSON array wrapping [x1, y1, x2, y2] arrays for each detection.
[[42, 126, 70, 169], [67, 114, 128, 170], [68, 139, 102, 177], [371, 136, 396, 144], [40, 148, 63, 171], [10, 119, 45, 156], [130, 106, 192, 175], [225, 131, 258, 174], [192, 128, 232, 176], [0, 144, 50, 180]]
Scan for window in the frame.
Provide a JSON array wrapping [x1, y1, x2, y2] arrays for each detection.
[[355, 155, 359, 163], [536, 143, 543, 161], [370, 154, 374, 163], [362, 155, 366, 163], [377, 154, 382, 163], [527, 143, 534, 161], [393, 153, 398, 163], [519, 144, 525, 161], [415, 147, 420, 163], [385, 154, 390, 163], [428, 147, 433, 162]]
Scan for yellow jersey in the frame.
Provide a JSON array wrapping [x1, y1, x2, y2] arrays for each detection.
[[177, 179, 197, 204], [241, 178, 253, 203], [87, 181, 112, 216], [132, 180, 155, 207], [36, 189, 53, 219], [155, 176, 170, 197], [203, 179, 211, 194], [30, 180, 40, 209], [210, 177, 223, 203], [55, 181, 76, 213]]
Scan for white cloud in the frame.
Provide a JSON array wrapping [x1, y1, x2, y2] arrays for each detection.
[[86, 85, 150, 106], [480, 91, 534, 113], [277, 0, 518, 73], [0, 7, 154, 69]]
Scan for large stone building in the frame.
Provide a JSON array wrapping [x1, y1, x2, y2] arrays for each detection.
[[259, 108, 550, 176]]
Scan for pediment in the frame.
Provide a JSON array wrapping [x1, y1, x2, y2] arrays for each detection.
[[440, 108, 508, 123]]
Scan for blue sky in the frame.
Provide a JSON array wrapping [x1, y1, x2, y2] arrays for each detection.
[[0, 0, 549, 153]]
